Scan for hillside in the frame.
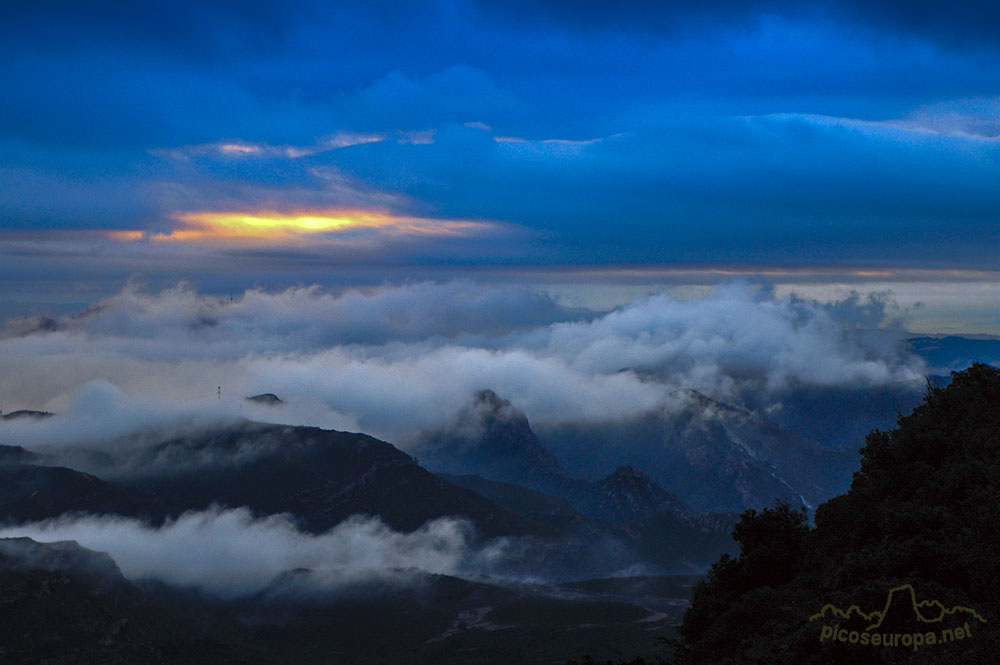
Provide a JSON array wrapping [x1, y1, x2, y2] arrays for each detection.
[[111, 424, 539, 537], [535, 389, 855, 514], [0, 536, 691, 665]]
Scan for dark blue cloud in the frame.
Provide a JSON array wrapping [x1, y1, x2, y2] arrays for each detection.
[[474, 0, 1000, 49], [1, 0, 997, 273], [2, 1, 306, 59]]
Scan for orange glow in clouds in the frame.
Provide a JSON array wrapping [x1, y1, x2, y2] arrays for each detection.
[[108, 209, 493, 245]]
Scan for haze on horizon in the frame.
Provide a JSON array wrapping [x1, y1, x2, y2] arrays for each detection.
[[0, 0, 998, 334]]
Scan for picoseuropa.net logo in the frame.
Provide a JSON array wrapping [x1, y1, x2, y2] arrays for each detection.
[[809, 584, 987, 651]]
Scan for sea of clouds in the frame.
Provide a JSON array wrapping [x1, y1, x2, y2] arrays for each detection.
[[0, 279, 928, 594], [0, 279, 925, 449]]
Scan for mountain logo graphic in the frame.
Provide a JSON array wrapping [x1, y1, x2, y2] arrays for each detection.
[[810, 584, 987, 630], [809, 585, 987, 650]]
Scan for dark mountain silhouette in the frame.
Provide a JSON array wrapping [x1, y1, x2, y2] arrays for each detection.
[[0, 427, 541, 539], [416, 389, 787, 522], [0, 422, 730, 578], [592, 465, 696, 525], [442, 472, 733, 574], [0, 446, 157, 522], [0, 444, 39, 465], [107, 423, 543, 538], [415, 391, 695, 520], [246, 393, 283, 405], [0, 536, 690, 665], [653, 390, 854, 513], [439, 473, 647, 576], [542, 389, 855, 513], [442, 473, 606, 535], [0, 537, 173, 664], [415, 389, 568, 485], [2, 409, 55, 420], [414, 390, 618, 522], [908, 335, 1000, 372], [416, 396, 737, 572]]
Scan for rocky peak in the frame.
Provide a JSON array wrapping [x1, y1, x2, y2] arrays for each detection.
[[606, 465, 652, 485], [246, 393, 283, 406], [470, 389, 531, 431], [595, 465, 694, 524], [415, 390, 566, 485]]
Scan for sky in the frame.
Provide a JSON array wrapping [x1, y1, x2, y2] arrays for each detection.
[[1, 0, 998, 331], [1, 1, 994, 589]]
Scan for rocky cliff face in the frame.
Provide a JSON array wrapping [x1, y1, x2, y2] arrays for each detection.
[[415, 392, 737, 572], [0, 537, 170, 665], [542, 388, 855, 513], [415, 389, 567, 484], [592, 465, 695, 525]]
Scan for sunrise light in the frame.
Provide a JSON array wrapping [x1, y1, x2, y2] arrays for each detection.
[[106, 209, 493, 245]]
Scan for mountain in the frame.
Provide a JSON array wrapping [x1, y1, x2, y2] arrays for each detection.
[[246, 393, 283, 405], [0, 536, 690, 665], [414, 389, 568, 485], [0, 444, 39, 465], [0, 422, 731, 578], [0, 426, 543, 538], [413, 390, 616, 518], [418, 388, 848, 515], [0, 537, 172, 665], [0, 446, 157, 522], [0, 410, 742, 662], [416, 396, 737, 572], [441, 473, 604, 536], [652, 390, 855, 512], [541, 389, 855, 513], [445, 469, 735, 575], [591, 465, 696, 525], [100, 423, 544, 538], [908, 335, 1000, 372], [2, 409, 55, 420], [441, 473, 651, 577], [415, 392, 695, 521]]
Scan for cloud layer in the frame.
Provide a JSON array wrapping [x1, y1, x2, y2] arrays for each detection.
[[0, 508, 508, 596], [0, 281, 924, 448]]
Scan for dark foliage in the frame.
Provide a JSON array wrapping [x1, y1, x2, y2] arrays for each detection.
[[671, 363, 1000, 664]]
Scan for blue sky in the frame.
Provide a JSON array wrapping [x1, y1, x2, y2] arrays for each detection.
[[1, 1, 998, 328]]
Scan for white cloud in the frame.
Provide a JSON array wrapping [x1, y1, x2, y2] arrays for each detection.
[[0, 280, 925, 448], [0, 508, 510, 596], [153, 131, 387, 161]]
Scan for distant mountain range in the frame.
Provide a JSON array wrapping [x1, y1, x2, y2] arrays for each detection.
[[414, 390, 738, 567], [11, 363, 980, 663], [418, 389, 853, 515], [0, 414, 735, 582], [907, 335, 1000, 373], [109, 424, 538, 537], [0, 413, 726, 664]]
